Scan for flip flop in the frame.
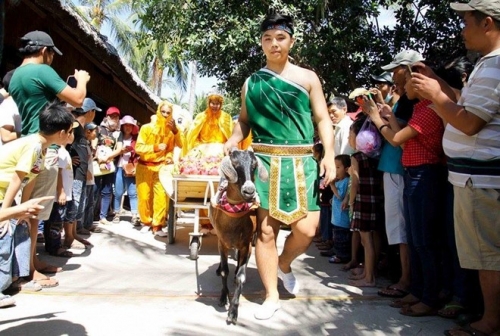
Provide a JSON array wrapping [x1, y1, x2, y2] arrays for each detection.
[[443, 323, 490, 336], [34, 278, 59, 288], [378, 285, 410, 298], [38, 265, 63, 273], [328, 256, 346, 264], [438, 303, 466, 319], [400, 304, 437, 317], [390, 298, 419, 308]]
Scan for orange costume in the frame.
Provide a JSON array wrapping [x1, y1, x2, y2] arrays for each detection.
[[183, 94, 233, 156], [135, 101, 182, 232]]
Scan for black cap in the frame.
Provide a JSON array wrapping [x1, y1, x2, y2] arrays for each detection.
[[21, 31, 62, 55], [371, 72, 393, 85]]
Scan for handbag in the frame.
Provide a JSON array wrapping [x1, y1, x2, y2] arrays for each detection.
[[355, 117, 382, 158], [93, 160, 116, 177], [123, 162, 137, 177]]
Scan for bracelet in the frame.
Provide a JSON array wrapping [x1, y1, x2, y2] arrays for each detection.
[[379, 124, 389, 132]]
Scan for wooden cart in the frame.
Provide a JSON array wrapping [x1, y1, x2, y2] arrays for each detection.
[[167, 175, 219, 260]]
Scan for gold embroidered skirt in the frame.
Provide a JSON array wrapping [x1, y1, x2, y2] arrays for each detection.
[[253, 144, 320, 225]]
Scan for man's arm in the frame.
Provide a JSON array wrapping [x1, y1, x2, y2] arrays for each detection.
[[310, 71, 336, 184], [56, 70, 90, 107], [0, 125, 18, 143], [410, 73, 486, 136]]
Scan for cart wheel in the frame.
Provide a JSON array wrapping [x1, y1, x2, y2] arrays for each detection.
[[189, 237, 200, 260], [167, 199, 175, 244]]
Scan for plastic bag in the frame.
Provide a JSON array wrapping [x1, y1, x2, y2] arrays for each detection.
[[355, 117, 382, 158]]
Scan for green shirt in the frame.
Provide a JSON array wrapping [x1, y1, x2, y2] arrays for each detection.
[[9, 63, 67, 136]]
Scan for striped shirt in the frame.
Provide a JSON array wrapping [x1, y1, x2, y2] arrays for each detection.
[[443, 48, 500, 188]]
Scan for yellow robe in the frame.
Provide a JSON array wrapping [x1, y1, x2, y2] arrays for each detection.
[[135, 113, 182, 227], [182, 110, 233, 156]]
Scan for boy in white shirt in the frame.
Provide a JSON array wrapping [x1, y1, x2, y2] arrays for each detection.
[[44, 128, 77, 257]]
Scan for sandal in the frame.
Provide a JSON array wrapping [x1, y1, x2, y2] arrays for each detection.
[[438, 302, 466, 319], [34, 278, 59, 288], [400, 303, 437, 317], [38, 265, 63, 273], [378, 285, 410, 298], [328, 255, 346, 264], [113, 213, 120, 223]]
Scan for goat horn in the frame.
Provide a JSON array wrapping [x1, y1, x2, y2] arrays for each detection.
[[219, 156, 238, 183]]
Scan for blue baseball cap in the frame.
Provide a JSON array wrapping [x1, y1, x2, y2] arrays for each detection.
[[82, 98, 102, 112], [84, 122, 98, 130]]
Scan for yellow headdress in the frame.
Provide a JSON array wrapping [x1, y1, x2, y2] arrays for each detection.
[[154, 100, 173, 135], [207, 93, 224, 105]]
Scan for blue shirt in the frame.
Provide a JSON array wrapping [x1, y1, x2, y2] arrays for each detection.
[[331, 177, 350, 228], [377, 98, 414, 175]]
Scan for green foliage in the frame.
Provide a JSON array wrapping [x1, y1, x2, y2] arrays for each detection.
[[138, 0, 465, 96]]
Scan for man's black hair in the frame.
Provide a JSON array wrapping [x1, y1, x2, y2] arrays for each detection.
[[39, 101, 74, 136], [18, 40, 45, 57], [2, 70, 16, 92], [260, 12, 294, 35], [350, 114, 367, 136], [435, 56, 474, 90], [335, 154, 351, 169]]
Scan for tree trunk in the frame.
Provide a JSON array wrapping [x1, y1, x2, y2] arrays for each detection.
[[188, 61, 197, 116]]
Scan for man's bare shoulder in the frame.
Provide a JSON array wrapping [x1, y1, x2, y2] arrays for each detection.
[[289, 64, 319, 90]]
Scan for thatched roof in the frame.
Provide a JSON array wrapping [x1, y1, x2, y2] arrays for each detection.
[[27, 0, 161, 110]]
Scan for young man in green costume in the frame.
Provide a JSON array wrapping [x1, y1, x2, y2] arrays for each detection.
[[225, 12, 335, 320]]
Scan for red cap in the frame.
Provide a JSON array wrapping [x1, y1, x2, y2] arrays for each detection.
[[106, 106, 120, 116]]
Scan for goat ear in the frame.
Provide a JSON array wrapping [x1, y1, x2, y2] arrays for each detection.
[[256, 157, 269, 182], [219, 156, 238, 183]]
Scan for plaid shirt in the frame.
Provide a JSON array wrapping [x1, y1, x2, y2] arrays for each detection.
[[402, 100, 445, 167]]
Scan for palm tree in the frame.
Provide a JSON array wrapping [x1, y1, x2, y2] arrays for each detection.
[[69, 0, 188, 97]]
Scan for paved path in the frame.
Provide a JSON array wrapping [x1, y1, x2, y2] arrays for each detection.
[[0, 219, 455, 335]]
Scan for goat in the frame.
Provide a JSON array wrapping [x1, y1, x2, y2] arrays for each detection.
[[209, 148, 268, 324]]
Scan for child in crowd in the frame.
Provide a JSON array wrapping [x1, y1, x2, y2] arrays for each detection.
[[0, 102, 74, 293], [347, 116, 384, 287], [314, 142, 334, 251], [81, 122, 101, 233], [44, 125, 78, 257], [329, 154, 351, 264]]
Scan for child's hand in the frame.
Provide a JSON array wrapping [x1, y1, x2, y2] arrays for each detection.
[[58, 191, 66, 206], [72, 156, 80, 166], [341, 198, 349, 210]]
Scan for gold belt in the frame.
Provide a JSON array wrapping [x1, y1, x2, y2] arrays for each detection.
[[252, 144, 313, 156]]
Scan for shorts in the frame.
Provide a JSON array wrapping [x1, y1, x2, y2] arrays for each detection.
[[28, 148, 59, 221], [49, 201, 73, 223], [66, 180, 86, 223], [454, 180, 500, 271], [0, 219, 30, 291], [383, 173, 407, 245]]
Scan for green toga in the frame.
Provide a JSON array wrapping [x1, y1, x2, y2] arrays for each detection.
[[245, 68, 320, 225]]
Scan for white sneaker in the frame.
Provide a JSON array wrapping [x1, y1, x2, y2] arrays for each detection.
[[140, 226, 151, 233], [254, 300, 281, 320], [154, 230, 168, 237], [278, 267, 300, 294]]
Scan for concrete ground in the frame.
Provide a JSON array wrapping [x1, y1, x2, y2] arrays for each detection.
[[0, 216, 457, 335]]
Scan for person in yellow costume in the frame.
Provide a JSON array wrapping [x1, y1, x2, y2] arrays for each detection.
[[135, 101, 182, 236], [183, 93, 233, 156], [182, 93, 233, 234]]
